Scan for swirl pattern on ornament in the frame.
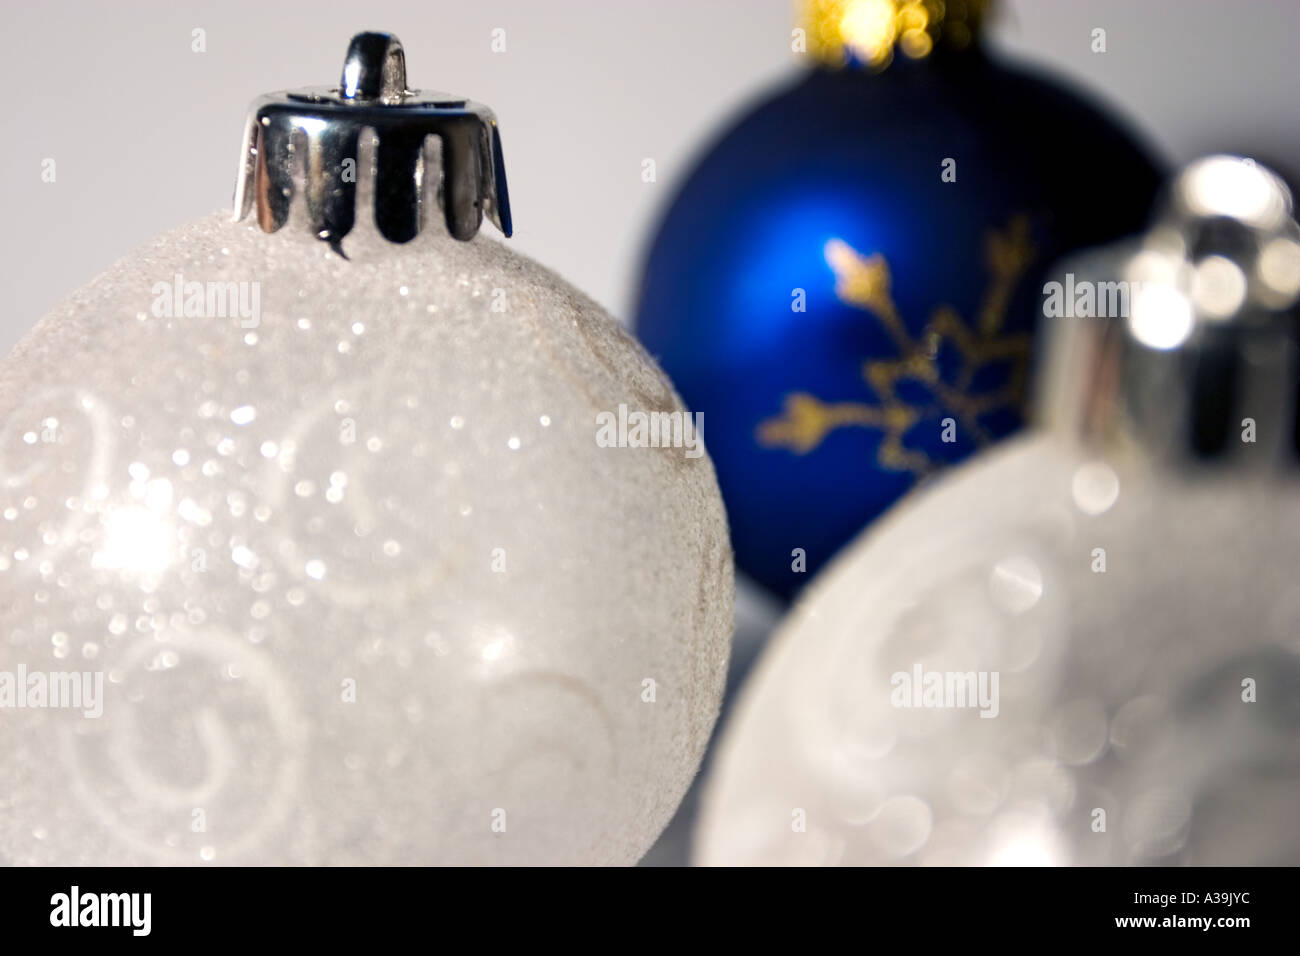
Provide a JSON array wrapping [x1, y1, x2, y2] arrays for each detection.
[[61, 626, 308, 864], [259, 371, 456, 607]]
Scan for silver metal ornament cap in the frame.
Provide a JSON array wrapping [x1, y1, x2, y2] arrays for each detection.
[[233, 31, 512, 248], [1036, 155, 1300, 473]]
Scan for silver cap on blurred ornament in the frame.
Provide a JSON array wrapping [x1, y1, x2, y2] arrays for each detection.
[[1036, 155, 1300, 472], [232, 31, 512, 249]]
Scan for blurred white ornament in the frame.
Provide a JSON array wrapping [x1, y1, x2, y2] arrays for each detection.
[[0, 34, 731, 866], [696, 156, 1300, 867]]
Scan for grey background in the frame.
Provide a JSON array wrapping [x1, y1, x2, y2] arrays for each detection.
[[2, 0, 1299, 353], [2, 0, 1299, 864]]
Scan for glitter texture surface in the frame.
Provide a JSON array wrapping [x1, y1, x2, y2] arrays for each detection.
[[0, 213, 732, 865], [696, 436, 1300, 865]]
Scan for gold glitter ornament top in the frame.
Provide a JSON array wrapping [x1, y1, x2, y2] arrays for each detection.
[[800, 0, 990, 70]]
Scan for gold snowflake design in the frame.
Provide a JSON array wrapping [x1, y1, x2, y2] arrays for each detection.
[[756, 215, 1035, 475]]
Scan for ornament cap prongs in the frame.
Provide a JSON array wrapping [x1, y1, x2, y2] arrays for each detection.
[[233, 31, 512, 248], [1037, 156, 1300, 472]]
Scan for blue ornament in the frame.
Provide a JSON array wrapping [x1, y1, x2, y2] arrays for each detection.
[[634, 11, 1162, 601]]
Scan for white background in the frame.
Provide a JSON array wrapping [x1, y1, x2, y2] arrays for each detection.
[[2, 0, 1299, 352]]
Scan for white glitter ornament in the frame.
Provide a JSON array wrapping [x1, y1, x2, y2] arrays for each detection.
[[0, 34, 731, 866], [696, 156, 1300, 867]]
